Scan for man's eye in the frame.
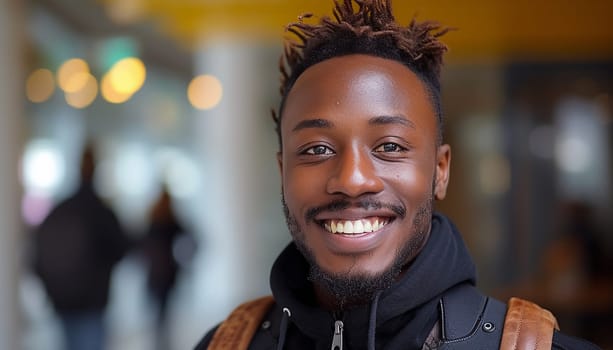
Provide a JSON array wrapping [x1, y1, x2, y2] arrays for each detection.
[[304, 145, 333, 155], [375, 143, 405, 153]]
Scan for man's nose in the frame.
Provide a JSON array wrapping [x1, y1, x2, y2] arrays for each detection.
[[326, 147, 384, 197]]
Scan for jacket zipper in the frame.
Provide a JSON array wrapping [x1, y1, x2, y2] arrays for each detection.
[[331, 320, 344, 350]]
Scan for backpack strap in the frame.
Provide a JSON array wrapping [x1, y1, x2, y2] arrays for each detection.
[[208, 296, 275, 350], [500, 297, 559, 350]]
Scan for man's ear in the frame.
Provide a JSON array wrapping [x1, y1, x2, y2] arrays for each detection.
[[434, 144, 451, 200]]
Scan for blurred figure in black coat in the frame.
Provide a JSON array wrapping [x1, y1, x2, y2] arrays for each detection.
[[33, 143, 130, 350]]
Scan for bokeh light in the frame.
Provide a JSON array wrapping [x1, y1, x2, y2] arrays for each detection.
[[26, 68, 55, 103], [107, 57, 146, 95], [65, 73, 98, 108], [21, 140, 65, 195], [187, 74, 223, 110], [555, 137, 591, 174], [57, 58, 90, 92], [101, 73, 133, 104]]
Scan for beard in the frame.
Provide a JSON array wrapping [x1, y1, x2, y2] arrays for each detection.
[[282, 192, 434, 310]]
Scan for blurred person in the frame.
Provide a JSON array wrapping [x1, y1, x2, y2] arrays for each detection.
[[141, 184, 196, 350], [33, 143, 130, 350], [195, 0, 600, 349]]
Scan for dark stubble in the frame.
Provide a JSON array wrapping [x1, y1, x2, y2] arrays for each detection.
[[282, 192, 433, 309]]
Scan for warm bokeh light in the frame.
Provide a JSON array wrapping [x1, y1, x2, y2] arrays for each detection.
[[108, 57, 146, 95], [101, 73, 133, 104], [64, 71, 91, 93], [57, 58, 90, 92], [26, 68, 55, 103], [187, 74, 223, 110], [65, 73, 98, 108]]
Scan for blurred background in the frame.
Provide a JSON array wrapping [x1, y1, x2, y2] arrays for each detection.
[[1, 0, 611, 349]]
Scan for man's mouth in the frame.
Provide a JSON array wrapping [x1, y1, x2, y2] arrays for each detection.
[[321, 217, 391, 235]]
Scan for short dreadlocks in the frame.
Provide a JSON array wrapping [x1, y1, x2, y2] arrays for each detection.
[[273, 0, 450, 148]]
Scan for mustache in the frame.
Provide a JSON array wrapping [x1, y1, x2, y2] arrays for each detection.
[[305, 197, 406, 222]]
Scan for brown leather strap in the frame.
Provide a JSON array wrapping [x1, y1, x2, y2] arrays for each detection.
[[208, 296, 275, 350], [500, 297, 560, 350]]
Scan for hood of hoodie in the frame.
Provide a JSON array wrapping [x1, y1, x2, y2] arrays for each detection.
[[269, 212, 477, 349]]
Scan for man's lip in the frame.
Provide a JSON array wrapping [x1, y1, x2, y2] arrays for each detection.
[[314, 208, 397, 222]]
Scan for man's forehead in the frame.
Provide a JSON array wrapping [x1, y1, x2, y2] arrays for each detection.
[[282, 56, 432, 122], [294, 54, 417, 84]]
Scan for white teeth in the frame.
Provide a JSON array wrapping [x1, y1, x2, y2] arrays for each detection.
[[344, 221, 354, 234], [354, 220, 364, 233], [325, 219, 387, 234]]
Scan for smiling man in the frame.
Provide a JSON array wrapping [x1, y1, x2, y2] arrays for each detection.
[[195, 1, 600, 349]]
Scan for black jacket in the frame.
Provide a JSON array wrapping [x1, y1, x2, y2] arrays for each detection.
[[196, 213, 600, 349], [33, 183, 129, 313]]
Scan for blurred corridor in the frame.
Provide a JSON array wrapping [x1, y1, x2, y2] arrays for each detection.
[[1, 0, 612, 349]]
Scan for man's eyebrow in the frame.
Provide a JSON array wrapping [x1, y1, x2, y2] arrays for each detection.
[[369, 115, 416, 129], [292, 118, 334, 132]]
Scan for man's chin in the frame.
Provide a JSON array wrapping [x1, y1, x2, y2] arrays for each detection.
[[307, 260, 400, 309], [313, 260, 393, 286]]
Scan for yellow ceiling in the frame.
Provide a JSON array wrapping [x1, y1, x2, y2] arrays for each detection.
[[101, 0, 613, 61]]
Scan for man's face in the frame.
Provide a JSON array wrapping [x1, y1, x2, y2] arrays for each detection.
[[279, 54, 450, 290]]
